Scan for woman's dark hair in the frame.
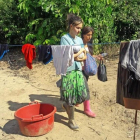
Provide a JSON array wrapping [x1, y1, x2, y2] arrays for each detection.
[[81, 26, 94, 55], [66, 13, 83, 31]]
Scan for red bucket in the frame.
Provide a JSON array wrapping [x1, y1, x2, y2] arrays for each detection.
[[14, 101, 57, 136]]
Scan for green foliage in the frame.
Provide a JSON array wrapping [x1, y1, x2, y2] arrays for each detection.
[[0, 0, 140, 53], [0, 0, 27, 44], [113, 0, 140, 41], [17, 0, 117, 47]]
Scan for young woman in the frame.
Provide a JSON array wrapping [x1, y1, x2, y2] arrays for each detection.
[[81, 26, 103, 117], [60, 14, 87, 131]]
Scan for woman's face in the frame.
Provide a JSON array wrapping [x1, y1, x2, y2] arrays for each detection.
[[70, 23, 83, 36], [83, 31, 93, 43]]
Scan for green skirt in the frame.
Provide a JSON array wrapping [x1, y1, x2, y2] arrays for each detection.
[[60, 70, 87, 106]]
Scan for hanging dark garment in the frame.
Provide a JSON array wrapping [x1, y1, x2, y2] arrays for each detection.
[[116, 42, 130, 106], [125, 71, 140, 99], [123, 71, 140, 110], [116, 41, 140, 110], [0, 44, 9, 60], [38, 45, 53, 64], [121, 40, 140, 81]]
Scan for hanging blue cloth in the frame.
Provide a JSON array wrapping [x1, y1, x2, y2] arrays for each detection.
[[0, 44, 9, 60]]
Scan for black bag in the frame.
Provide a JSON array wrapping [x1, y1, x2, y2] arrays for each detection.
[[97, 60, 107, 82]]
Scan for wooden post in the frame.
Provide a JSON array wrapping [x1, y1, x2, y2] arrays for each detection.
[[134, 110, 137, 140]]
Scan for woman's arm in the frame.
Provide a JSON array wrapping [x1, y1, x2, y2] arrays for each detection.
[[74, 55, 87, 61], [60, 36, 87, 61], [73, 48, 86, 58], [74, 49, 87, 61]]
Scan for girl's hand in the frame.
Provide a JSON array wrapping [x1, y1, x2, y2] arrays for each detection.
[[93, 54, 103, 60], [96, 54, 103, 60]]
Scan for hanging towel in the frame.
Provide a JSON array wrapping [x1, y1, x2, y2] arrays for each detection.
[[38, 45, 53, 64], [0, 44, 9, 60], [121, 40, 140, 80], [22, 44, 36, 69], [51, 45, 74, 75]]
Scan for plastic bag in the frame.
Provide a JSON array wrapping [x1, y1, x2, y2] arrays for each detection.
[[84, 53, 97, 76], [97, 60, 107, 82]]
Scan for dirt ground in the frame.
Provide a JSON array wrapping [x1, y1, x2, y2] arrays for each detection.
[[0, 47, 140, 140]]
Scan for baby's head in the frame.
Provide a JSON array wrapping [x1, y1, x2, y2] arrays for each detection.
[[78, 52, 84, 59]]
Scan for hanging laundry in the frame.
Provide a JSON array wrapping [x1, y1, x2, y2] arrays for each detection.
[[117, 41, 140, 110], [22, 44, 36, 69], [116, 41, 129, 106], [121, 40, 140, 80], [38, 45, 53, 64], [0, 44, 9, 60], [51, 45, 74, 75]]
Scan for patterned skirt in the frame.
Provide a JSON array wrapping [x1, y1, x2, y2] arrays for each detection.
[[60, 70, 87, 106]]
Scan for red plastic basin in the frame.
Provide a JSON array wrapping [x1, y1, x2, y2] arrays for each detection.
[[14, 101, 56, 136]]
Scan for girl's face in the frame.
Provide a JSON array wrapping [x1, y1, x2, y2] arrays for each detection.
[[83, 31, 93, 43], [70, 23, 83, 36]]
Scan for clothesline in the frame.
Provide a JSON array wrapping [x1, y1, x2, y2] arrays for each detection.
[[8, 42, 121, 47], [93, 42, 120, 45]]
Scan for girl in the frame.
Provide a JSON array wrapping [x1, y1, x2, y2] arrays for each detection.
[[81, 26, 103, 117], [60, 14, 87, 130]]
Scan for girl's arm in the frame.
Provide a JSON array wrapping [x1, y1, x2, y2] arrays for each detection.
[[93, 54, 103, 60]]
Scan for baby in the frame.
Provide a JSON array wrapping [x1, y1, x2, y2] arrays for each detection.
[[73, 45, 85, 66]]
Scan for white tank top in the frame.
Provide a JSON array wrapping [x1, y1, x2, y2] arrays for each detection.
[[85, 47, 89, 53]]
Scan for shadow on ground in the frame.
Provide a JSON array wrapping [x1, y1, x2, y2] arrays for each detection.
[[1, 94, 68, 136]]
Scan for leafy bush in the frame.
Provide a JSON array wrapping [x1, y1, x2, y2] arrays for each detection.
[[0, 0, 140, 52]]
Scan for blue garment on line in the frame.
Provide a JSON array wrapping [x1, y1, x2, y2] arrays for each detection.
[[0, 44, 9, 60]]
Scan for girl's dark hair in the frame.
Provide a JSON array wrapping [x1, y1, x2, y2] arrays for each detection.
[[81, 26, 94, 39], [87, 43, 94, 55], [81, 26, 94, 55], [66, 13, 83, 31]]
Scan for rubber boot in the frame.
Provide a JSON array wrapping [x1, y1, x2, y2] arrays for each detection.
[[62, 103, 79, 130], [83, 100, 96, 118], [62, 102, 70, 117], [68, 106, 79, 131]]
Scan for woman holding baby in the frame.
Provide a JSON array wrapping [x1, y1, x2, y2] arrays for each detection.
[[60, 14, 97, 130]]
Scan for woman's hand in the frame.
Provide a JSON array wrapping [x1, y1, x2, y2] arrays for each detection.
[[74, 49, 87, 61], [74, 55, 87, 61]]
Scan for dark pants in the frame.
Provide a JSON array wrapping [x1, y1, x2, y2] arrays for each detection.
[[82, 70, 89, 81], [82, 70, 90, 100]]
